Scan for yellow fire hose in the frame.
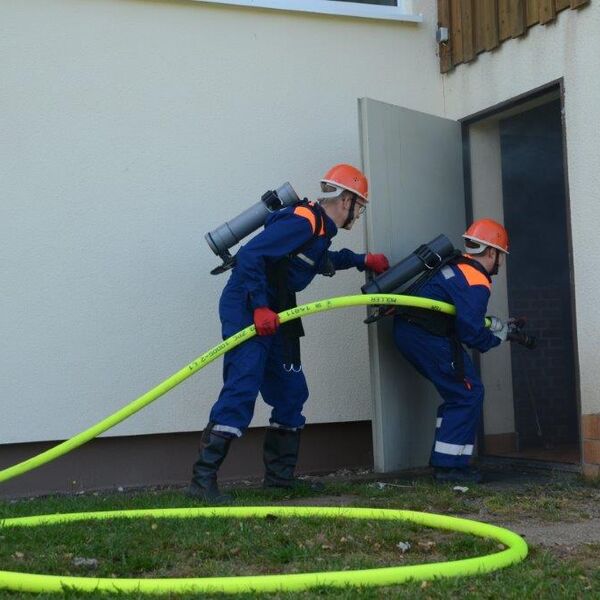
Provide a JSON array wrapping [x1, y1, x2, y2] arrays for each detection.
[[0, 294, 525, 595], [0, 293, 468, 484]]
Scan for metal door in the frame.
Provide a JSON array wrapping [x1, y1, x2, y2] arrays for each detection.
[[359, 98, 467, 471]]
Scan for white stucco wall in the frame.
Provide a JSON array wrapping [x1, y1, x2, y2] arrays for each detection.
[[442, 2, 600, 416], [0, 0, 443, 443]]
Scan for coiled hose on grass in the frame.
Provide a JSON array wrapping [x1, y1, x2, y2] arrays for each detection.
[[0, 506, 527, 594]]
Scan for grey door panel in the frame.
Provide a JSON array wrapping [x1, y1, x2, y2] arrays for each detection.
[[359, 98, 466, 471]]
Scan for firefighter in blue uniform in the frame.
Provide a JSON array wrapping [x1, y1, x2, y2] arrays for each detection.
[[393, 219, 511, 483], [188, 164, 389, 501]]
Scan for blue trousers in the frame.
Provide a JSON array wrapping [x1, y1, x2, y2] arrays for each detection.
[[209, 290, 309, 437], [393, 319, 484, 468]]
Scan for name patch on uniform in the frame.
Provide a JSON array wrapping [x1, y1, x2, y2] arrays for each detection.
[[441, 266, 454, 280]]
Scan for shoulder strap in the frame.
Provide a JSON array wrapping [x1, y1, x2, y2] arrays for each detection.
[[290, 201, 326, 257], [403, 249, 462, 295]]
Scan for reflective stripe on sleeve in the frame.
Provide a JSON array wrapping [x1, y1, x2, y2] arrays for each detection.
[[296, 253, 315, 266]]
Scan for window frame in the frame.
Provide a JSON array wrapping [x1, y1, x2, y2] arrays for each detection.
[[189, 0, 422, 23]]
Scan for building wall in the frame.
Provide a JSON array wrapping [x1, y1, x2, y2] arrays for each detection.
[[0, 0, 443, 445], [4, 0, 597, 481]]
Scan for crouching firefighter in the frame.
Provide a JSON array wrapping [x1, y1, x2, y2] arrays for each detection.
[[393, 219, 511, 484], [188, 164, 390, 501]]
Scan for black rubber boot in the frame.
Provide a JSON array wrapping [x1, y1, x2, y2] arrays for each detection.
[[262, 427, 324, 491], [186, 423, 233, 503], [433, 466, 483, 484]]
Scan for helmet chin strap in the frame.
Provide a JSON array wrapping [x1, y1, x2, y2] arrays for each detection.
[[342, 196, 357, 229], [489, 249, 500, 276]]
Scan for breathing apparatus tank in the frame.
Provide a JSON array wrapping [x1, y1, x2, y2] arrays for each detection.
[[362, 234, 456, 295], [361, 234, 456, 325], [205, 182, 301, 274]]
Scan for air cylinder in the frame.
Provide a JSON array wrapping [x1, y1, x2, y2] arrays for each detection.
[[205, 182, 300, 257], [362, 234, 455, 295]]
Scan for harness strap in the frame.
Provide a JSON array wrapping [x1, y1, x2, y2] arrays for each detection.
[[267, 257, 304, 367], [266, 201, 330, 366], [292, 201, 326, 255]]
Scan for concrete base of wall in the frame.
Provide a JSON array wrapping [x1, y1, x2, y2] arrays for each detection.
[[582, 463, 600, 479], [0, 421, 373, 498]]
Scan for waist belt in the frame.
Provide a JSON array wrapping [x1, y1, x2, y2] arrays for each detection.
[[397, 307, 465, 383], [396, 307, 454, 337]]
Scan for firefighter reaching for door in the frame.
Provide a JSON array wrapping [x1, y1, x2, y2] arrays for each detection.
[[188, 164, 389, 501], [393, 219, 512, 484]]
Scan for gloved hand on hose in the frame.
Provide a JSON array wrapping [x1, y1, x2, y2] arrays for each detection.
[[488, 316, 509, 342], [253, 307, 280, 336], [365, 253, 390, 275]]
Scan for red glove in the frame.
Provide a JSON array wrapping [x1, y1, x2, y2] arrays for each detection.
[[365, 253, 389, 275], [253, 307, 280, 336]]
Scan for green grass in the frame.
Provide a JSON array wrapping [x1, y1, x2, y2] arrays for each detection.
[[324, 476, 600, 522], [0, 476, 599, 598], [0, 516, 495, 578]]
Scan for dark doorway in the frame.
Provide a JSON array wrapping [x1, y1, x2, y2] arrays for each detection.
[[499, 99, 579, 463]]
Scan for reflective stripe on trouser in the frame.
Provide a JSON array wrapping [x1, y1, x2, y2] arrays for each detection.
[[394, 319, 484, 469], [213, 424, 243, 438], [209, 330, 309, 434]]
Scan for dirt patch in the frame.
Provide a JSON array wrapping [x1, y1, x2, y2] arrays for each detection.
[[504, 517, 600, 547]]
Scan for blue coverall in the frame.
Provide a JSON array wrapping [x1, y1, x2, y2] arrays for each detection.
[[393, 259, 500, 468], [210, 203, 366, 438]]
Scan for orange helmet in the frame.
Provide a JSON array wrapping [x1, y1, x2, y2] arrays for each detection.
[[320, 164, 369, 202], [463, 219, 509, 254]]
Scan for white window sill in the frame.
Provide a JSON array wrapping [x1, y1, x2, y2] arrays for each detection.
[[190, 1, 423, 23]]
